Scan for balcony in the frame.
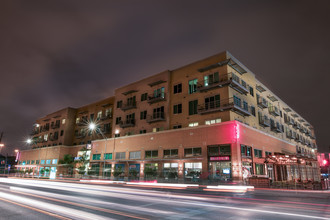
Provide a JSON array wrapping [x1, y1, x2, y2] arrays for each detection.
[[119, 119, 135, 128], [197, 97, 251, 117], [257, 97, 268, 109], [100, 115, 112, 121], [146, 112, 166, 123], [147, 94, 166, 104], [259, 115, 270, 127], [30, 130, 39, 136], [120, 102, 136, 111], [196, 73, 249, 95], [101, 128, 111, 134], [268, 106, 280, 117], [76, 122, 85, 127]]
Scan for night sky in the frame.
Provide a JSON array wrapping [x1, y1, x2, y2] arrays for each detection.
[[0, 1, 329, 155]]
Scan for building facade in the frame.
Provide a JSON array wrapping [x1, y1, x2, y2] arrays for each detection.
[[17, 51, 319, 186]]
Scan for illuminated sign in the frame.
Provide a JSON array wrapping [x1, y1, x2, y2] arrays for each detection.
[[209, 156, 230, 161]]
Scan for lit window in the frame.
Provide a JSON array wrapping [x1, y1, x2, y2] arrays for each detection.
[[52, 159, 58, 164], [62, 119, 66, 124], [188, 122, 199, 127], [205, 118, 221, 125]]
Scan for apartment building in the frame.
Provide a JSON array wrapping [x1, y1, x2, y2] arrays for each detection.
[[18, 51, 319, 186]]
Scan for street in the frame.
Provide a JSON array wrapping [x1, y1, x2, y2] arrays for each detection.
[[0, 178, 329, 220]]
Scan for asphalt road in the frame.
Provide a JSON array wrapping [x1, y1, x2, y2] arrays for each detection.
[[0, 178, 329, 220]]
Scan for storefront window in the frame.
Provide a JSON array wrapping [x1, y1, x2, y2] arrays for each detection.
[[129, 164, 140, 180], [209, 161, 231, 181], [184, 162, 202, 182], [255, 164, 265, 175], [144, 163, 158, 180], [163, 163, 178, 180]]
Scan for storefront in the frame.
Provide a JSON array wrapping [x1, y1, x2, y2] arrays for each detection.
[[184, 162, 202, 182], [208, 145, 232, 182], [129, 164, 140, 180]]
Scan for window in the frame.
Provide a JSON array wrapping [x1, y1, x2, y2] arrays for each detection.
[[31, 160, 35, 164], [164, 149, 178, 158], [255, 164, 265, 175], [204, 94, 220, 110], [140, 111, 147, 120], [173, 104, 182, 114], [127, 96, 136, 106], [92, 154, 101, 160], [104, 153, 112, 160], [141, 93, 148, 101], [184, 147, 202, 157], [188, 122, 199, 127], [60, 130, 64, 136], [249, 86, 254, 97], [204, 72, 219, 86], [173, 125, 182, 129], [105, 108, 112, 117], [97, 111, 102, 120], [36, 160, 39, 165], [27, 160, 30, 165], [188, 79, 198, 94], [90, 114, 94, 121], [62, 119, 66, 124], [117, 100, 122, 108], [153, 127, 164, 132], [139, 130, 146, 134], [208, 145, 231, 156], [251, 106, 256, 116], [116, 152, 126, 160], [233, 96, 241, 107], [254, 149, 263, 158], [173, 83, 182, 94], [116, 117, 121, 125], [46, 160, 51, 164], [145, 150, 158, 159], [152, 106, 164, 119], [189, 100, 198, 115], [129, 151, 141, 159], [52, 159, 58, 164], [243, 101, 248, 111], [126, 113, 135, 123], [153, 87, 165, 98], [265, 151, 272, 156], [241, 145, 252, 157], [205, 118, 221, 125]]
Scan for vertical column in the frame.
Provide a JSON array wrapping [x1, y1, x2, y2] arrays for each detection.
[[231, 142, 242, 183], [178, 161, 184, 183]]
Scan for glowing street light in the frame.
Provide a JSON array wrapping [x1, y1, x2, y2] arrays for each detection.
[[26, 139, 32, 144], [89, 123, 96, 131]]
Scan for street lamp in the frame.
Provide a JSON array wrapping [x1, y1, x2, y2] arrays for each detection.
[[88, 122, 108, 179], [0, 143, 4, 154], [26, 138, 40, 178]]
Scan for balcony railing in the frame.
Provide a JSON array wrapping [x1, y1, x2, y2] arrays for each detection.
[[259, 115, 270, 127], [268, 106, 280, 117], [119, 119, 135, 128], [196, 73, 249, 94], [101, 128, 111, 134], [146, 112, 166, 123], [257, 97, 268, 109], [100, 115, 112, 121], [51, 124, 60, 129], [286, 131, 294, 139], [148, 94, 166, 104], [120, 102, 136, 111], [197, 97, 251, 116], [76, 133, 86, 139]]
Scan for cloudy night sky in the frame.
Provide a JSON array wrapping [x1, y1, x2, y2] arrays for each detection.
[[0, 0, 329, 154]]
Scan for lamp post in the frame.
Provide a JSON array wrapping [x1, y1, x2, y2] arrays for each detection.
[[26, 138, 40, 178], [0, 144, 5, 174], [113, 129, 119, 179], [89, 122, 108, 179]]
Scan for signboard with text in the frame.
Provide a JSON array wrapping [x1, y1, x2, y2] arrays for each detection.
[[209, 156, 230, 161]]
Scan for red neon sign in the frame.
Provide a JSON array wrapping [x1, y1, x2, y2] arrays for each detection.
[[210, 156, 230, 161]]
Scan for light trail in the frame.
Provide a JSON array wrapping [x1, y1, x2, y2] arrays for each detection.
[[0, 197, 71, 220], [0, 191, 113, 220]]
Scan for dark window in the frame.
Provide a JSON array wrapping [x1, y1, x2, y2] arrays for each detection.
[[173, 83, 182, 94], [265, 151, 272, 156], [116, 117, 121, 125], [184, 147, 202, 157], [117, 101, 122, 108], [249, 86, 254, 97], [251, 106, 256, 116], [189, 100, 198, 115], [60, 130, 64, 136], [145, 150, 158, 159], [139, 130, 146, 134], [254, 149, 263, 158], [90, 114, 94, 120], [173, 125, 182, 129], [173, 104, 182, 114], [208, 145, 231, 156], [140, 110, 147, 120], [164, 149, 178, 158], [255, 164, 264, 175], [141, 93, 148, 101], [204, 94, 220, 110], [127, 96, 136, 106], [116, 152, 126, 159]]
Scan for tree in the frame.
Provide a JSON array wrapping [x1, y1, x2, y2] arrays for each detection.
[[59, 154, 75, 176], [76, 147, 89, 177]]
